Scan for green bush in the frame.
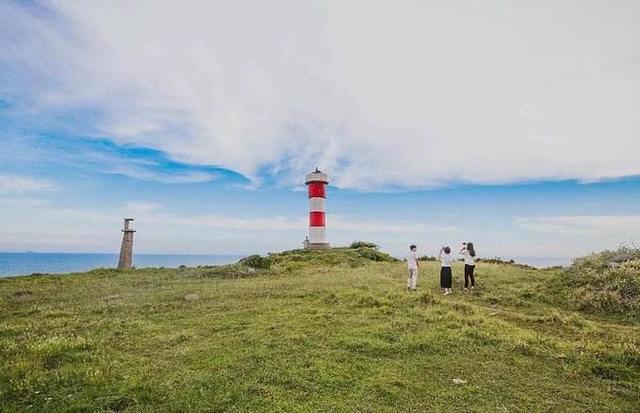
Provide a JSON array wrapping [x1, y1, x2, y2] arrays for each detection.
[[356, 247, 396, 262], [476, 257, 536, 269], [565, 247, 640, 319], [267, 247, 397, 268], [349, 241, 379, 249], [238, 254, 272, 269]]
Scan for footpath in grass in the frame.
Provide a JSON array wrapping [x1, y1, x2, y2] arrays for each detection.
[[0, 249, 639, 412]]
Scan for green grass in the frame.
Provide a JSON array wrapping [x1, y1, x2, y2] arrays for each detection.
[[1, 249, 639, 412]]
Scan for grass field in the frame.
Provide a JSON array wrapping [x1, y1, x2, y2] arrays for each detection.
[[1, 249, 639, 412]]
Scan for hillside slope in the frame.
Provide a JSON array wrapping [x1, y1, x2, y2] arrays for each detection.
[[1, 249, 639, 412]]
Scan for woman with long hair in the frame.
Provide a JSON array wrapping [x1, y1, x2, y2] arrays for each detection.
[[438, 246, 453, 295], [460, 242, 476, 291]]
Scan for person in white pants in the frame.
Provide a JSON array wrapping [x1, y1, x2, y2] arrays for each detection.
[[406, 244, 419, 291]]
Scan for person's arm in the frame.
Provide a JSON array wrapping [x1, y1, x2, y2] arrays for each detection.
[[438, 248, 443, 260]]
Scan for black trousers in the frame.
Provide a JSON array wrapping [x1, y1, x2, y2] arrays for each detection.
[[464, 264, 475, 288], [440, 266, 452, 288]]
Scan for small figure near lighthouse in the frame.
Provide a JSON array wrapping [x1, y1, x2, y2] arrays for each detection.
[[305, 168, 330, 249]]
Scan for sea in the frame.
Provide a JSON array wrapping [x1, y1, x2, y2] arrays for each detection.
[[508, 256, 572, 268], [0, 252, 244, 278]]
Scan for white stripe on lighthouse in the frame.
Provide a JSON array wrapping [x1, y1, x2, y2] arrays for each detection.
[[309, 197, 325, 211], [309, 227, 327, 243]]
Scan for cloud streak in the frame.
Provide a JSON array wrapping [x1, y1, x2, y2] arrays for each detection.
[[0, 175, 56, 194], [0, 197, 459, 254], [515, 215, 640, 235], [2, 1, 640, 190]]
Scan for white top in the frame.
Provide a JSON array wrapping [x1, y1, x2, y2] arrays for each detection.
[[439, 253, 454, 267], [460, 248, 475, 265], [406, 251, 418, 269]]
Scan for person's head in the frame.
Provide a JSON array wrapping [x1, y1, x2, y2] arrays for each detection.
[[443, 246, 451, 254], [466, 242, 476, 257], [409, 245, 417, 251]]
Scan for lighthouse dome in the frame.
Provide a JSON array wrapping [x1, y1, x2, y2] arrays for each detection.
[[305, 170, 329, 184]]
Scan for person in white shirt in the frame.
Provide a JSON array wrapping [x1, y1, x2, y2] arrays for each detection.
[[406, 245, 419, 291], [459, 242, 476, 291], [438, 246, 453, 295]]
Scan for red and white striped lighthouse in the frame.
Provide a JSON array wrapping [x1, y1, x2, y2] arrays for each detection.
[[305, 168, 330, 249]]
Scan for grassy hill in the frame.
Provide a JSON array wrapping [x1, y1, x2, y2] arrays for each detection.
[[1, 248, 639, 412]]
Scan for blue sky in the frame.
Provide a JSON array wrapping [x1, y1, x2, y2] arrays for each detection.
[[1, 1, 639, 259]]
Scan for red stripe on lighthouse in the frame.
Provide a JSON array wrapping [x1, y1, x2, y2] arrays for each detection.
[[308, 182, 326, 198], [309, 211, 325, 227]]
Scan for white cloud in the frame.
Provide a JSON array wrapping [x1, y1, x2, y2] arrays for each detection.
[[117, 204, 458, 234], [2, 1, 640, 189], [0, 175, 56, 193], [515, 215, 640, 235], [0, 197, 459, 254], [331, 216, 457, 234], [107, 164, 217, 184]]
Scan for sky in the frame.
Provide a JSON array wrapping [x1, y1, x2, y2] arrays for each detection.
[[1, 0, 639, 259]]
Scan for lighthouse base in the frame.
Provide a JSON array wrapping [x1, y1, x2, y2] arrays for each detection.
[[306, 242, 331, 250]]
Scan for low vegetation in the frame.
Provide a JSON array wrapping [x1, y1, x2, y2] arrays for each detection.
[[238, 254, 272, 269], [0, 247, 638, 412], [349, 241, 379, 249], [475, 257, 536, 269], [564, 246, 640, 320]]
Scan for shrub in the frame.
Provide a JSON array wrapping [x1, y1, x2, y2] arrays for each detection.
[[267, 247, 397, 268], [239, 254, 272, 269], [476, 257, 535, 269], [350, 241, 379, 249], [564, 247, 640, 319], [356, 247, 396, 262]]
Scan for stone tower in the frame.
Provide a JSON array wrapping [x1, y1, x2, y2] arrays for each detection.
[[117, 218, 136, 270]]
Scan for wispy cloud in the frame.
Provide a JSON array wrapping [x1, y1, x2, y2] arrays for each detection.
[[118, 203, 459, 234], [331, 216, 458, 234], [107, 164, 217, 184], [515, 215, 640, 235], [0, 196, 460, 253], [0, 133, 220, 184], [0, 174, 56, 193], [2, 1, 640, 190]]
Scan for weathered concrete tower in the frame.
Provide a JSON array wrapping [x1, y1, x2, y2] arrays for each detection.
[[305, 168, 330, 249], [117, 218, 136, 270]]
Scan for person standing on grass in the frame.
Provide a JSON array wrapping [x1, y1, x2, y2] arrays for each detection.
[[439, 246, 453, 295], [406, 244, 419, 291], [460, 242, 476, 291]]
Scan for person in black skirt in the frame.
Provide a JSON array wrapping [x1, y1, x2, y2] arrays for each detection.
[[438, 246, 453, 295], [460, 242, 476, 291]]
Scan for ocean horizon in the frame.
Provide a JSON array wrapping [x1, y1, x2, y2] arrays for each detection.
[[0, 252, 245, 278], [0, 252, 572, 278]]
